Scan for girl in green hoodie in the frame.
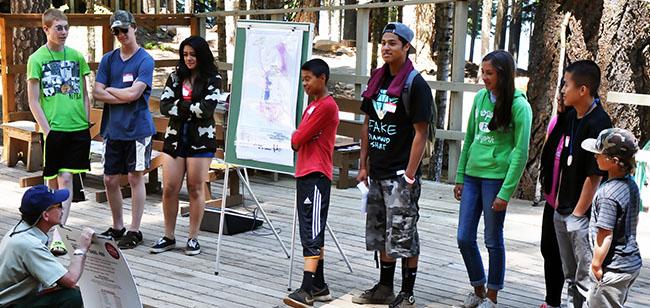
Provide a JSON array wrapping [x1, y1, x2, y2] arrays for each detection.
[[454, 50, 532, 308]]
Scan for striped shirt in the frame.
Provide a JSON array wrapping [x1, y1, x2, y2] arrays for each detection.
[[590, 175, 642, 273]]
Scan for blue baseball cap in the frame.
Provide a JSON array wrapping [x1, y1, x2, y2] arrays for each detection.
[[383, 22, 415, 53], [20, 185, 69, 222]]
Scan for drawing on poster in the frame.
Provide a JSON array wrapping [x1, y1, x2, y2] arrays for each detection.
[[235, 27, 303, 166]]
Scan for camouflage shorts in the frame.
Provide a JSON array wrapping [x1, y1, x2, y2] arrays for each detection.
[[365, 175, 421, 258]]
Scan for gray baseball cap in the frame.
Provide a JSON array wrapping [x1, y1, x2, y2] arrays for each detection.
[[110, 10, 136, 29], [581, 128, 639, 159], [383, 22, 415, 53]]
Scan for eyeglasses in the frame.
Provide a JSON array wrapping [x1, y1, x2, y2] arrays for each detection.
[[111, 27, 129, 36]]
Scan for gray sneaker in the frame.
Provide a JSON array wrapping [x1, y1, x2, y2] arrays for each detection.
[[477, 298, 497, 308], [461, 292, 485, 308], [352, 283, 395, 305]]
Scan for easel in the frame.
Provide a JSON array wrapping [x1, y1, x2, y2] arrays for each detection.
[[214, 165, 290, 274], [287, 201, 354, 290]]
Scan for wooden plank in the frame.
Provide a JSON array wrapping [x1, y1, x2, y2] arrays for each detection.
[[1, 17, 16, 124], [196, 0, 455, 17], [354, 8, 370, 99], [447, 0, 469, 184], [19, 175, 43, 187], [7, 111, 35, 122], [607, 91, 650, 107]]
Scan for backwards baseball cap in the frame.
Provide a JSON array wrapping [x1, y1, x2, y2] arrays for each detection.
[[20, 185, 69, 224], [110, 10, 136, 29], [383, 22, 415, 53], [581, 128, 639, 159]]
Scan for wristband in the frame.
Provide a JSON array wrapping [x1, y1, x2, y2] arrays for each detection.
[[403, 174, 415, 185], [73, 249, 86, 257]]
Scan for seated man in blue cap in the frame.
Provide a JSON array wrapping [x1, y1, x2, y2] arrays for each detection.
[[0, 185, 95, 307]]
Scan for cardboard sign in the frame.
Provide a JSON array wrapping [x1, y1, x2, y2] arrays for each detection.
[[58, 228, 142, 308]]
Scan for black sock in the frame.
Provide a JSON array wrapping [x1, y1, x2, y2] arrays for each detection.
[[401, 266, 417, 294], [314, 259, 325, 289], [300, 271, 315, 292], [379, 260, 396, 287]]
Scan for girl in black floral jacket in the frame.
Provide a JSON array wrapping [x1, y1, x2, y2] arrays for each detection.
[[152, 36, 223, 256]]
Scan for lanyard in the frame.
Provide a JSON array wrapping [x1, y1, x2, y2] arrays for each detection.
[[46, 45, 66, 62], [567, 98, 598, 166]]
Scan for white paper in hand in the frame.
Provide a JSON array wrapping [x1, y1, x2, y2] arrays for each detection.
[[357, 181, 369, 214]]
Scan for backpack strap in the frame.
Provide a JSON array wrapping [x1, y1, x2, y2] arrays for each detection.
[[402, 69, 419, 117]]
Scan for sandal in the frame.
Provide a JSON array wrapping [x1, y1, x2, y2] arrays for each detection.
[[117, 231, 143, 249], [49, 240, 67, 256]]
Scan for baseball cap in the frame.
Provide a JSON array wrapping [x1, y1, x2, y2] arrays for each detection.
[[110, 10, 136, 29], [581, 128, 639, 159], [382, 22, 415, 53], [20, 185, 69, 224]]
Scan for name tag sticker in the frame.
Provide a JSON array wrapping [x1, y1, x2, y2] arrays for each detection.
[[122, 73, 134, 83], [385, 102, 397, 113], [307, 106, 315, 115]]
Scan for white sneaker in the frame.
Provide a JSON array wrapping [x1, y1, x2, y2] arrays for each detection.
[[477, 298, 497, 308], [461, 292, 484, 308]]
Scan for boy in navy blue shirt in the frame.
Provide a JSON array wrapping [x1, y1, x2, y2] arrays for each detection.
[[93, 10, 155, 249]]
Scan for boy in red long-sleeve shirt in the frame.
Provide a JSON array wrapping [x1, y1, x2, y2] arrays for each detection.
[[284, 59, 339, 308]]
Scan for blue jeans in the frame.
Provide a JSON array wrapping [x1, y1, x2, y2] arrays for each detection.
[[457, 175, 507, 290]]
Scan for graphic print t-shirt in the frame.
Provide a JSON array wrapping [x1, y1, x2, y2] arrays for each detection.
[[360, 73, 432, 179], [27, 45, 90, 132]]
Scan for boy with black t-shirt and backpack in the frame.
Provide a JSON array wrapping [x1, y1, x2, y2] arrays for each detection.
[[581, 128, 642, 308], [353, 22, 433, 308], [554, 60, 612, 307]]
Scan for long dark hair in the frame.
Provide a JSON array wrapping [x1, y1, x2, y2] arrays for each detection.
[[176, 36, 219, 102], [483, 50, 516, 131]]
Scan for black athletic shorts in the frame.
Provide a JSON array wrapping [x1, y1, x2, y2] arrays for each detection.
[[43, 129, 91, 180], [103, 137, 152, 175], [296, 172, 331, 257]]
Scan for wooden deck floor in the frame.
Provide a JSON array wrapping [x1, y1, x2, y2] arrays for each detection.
[[1, 161, 649, 308]]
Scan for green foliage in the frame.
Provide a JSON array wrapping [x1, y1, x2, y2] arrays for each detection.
[[144, 41, 174, 52]]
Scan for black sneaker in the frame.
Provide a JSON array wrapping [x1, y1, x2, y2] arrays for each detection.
[[389, 291, 416, 308], [283, 288, 313, 307], [150, 237, 176, 254], [312, 284, 333, 302], [100, 227, 126, 240], [185, 238, 201, 255], [117, 231, 143, 249], [351, 283, 395, 304]]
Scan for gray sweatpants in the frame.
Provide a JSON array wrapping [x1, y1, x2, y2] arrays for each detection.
[[554, 212, 593, 308], [588, 269, 640, 308]]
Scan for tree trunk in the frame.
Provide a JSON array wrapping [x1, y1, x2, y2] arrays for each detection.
[[370, 2, 388, 71], [216, 0, 228, 90], [481, 0, 492, 57], [294, 0, 320, 35], [493, 0, 507, 50], [595, 1, 650, 143], [508, 0, 522, 63], [343, 0, 357, 42], [11, 0, 50, 113], [469, 0, 479, 62], [517, 0, 563, 200], [431, 2, 453, 181], [414, 4, 435, 66], [168, 0, 177, 13], [86, 0, 96, 100]]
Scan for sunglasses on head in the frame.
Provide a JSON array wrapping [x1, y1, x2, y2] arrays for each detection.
[[111, 27, 129, 36]]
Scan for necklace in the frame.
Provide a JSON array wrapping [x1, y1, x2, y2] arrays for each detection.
[[566, 98, 598, 166], [46, 45, 71, 94]]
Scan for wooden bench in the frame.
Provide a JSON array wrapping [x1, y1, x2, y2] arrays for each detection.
[[2, 121, 43, 172], [332, 97, 363, 189]]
